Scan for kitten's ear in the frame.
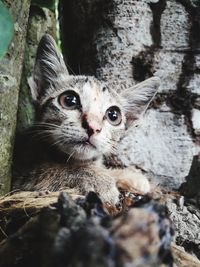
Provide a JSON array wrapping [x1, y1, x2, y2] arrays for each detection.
[[121, 77, 160, 126], [28, 34, 68, 102]]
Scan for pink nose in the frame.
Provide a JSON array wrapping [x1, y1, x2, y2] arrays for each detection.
[[82, 114, 102, 137]]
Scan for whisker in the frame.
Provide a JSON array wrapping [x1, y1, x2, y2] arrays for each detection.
[[50, 137, 65, 148], [33, 122, 61, 129], [65, 62, 76, 75], [62, 129, 83, 135], [66, 150, 76, 163], [100, 138, 117, 154], [31, 133, 53, 139]]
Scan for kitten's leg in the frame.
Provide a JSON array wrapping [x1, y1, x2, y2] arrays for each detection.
[[108, 167, 150, 194], [66, 166, 120, 204], [14, 163, 120, 205]]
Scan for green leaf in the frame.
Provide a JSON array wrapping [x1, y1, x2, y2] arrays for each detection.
[[0, 1, 14, 59]]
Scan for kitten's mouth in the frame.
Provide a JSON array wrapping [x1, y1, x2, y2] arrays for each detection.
[[70, 139, 96, 149], [66, 138, 99, 160], [69, 139, 97, 151], [82, 139, 96, 149]]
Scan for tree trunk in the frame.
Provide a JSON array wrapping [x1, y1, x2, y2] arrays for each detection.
[[60, 0, 200, 189], [0, 0, 30, 195], [0, 0, 200, 265], [16, 4, 57, 132]]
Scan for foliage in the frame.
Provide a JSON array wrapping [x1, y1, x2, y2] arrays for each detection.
[[0, 1, 14, 59]]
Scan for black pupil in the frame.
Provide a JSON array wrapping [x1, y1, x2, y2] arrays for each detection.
[[108, 109, 118, 121], [65, 94, 77, 107]]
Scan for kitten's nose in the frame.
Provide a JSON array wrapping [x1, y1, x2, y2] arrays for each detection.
[[82, 114, 102, 137]]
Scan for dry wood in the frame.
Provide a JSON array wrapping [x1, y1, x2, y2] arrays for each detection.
[[172, 243, 200, 267], [0, 188, 199, 267], [0, 189, 81, 215]]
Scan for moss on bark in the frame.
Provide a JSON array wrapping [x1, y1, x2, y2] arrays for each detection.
[[0, 0, 31, 195], [16, 5, 57, 132]]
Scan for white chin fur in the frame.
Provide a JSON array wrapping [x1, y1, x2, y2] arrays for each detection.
[[62, 145, 101, 161]]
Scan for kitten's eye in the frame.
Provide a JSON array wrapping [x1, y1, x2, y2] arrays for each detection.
[[105, 106, 122, 126], [59, 90, 81, 110]]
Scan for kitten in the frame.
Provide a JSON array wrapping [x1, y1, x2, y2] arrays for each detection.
[[13, 34, 160, 204]]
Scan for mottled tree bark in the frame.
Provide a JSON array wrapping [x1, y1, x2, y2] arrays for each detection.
[[16, 4, 57, 132], [0, 0, 30, 195], [60, 0, 200, 189]]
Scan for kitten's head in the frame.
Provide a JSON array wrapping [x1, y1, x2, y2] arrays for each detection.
[[28, 34, 160, 161]]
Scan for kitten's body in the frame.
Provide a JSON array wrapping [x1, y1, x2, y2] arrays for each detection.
[[13, 35, 160, 204]]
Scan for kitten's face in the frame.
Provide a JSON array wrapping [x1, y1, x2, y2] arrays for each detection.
[[29, 34, 160, 161], [38, 76, 126, 160]]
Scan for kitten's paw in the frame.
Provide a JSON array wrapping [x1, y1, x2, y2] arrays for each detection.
[[98, 185, 120, 205], [79, 179, 120, 205], [114, 168, 151, 194]]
